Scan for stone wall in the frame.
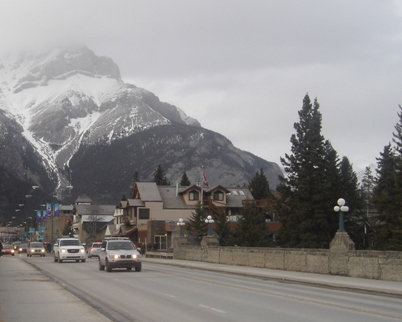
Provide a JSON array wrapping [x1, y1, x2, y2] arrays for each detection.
[[173, 234, 402, 281]]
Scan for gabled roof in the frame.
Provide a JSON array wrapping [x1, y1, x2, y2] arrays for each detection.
[[158, 187, 196, 209], [135, 182, 162, 201], [75, 195, 92, 205], [226, 188, 253, 207], [81, 215, 114, 223], [74, 204, 116, 216]]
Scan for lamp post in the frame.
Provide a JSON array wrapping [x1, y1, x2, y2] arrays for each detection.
[[334, 198, 349, 233], [177, 218, 185, 237], [204, 215, 214, 236]]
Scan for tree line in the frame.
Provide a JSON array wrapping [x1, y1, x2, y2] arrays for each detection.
[[184, 95, 402, 250]]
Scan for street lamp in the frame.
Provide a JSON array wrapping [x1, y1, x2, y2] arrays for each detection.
[[177, 218, 185, 237], [204, 215, 214, 236], [334, 198, 349, 233]]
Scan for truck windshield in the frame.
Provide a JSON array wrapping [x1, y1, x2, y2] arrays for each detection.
[[60, 240, 80, 246], [108, 242, 134, 250]]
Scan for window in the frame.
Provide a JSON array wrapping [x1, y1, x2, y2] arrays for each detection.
[[213, 191, 224, 201], [188, 190, 199, 201], [139, 208, 150, 220], [154, 235, 167, 250]]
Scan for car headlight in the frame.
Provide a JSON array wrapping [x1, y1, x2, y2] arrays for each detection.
[[11, 250, 14, 254], [19, 248, 22, 252], [41, 249, 45, 253], [31, 249, 35, 253], [131, 254, 137, 259], [80, 248, 85, 253], [61, 248, 67, 253]]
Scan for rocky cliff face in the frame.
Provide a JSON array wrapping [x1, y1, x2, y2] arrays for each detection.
[[0, 46, 282, 223]]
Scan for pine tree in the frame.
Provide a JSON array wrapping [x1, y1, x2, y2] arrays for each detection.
[[339, 157, 365, 248], [211, 207, 231, 246], [153, 165, 170, 185], [372, 144, 402, 250], [278, 94, 340, 248], [360, 166, 375, 248], [249, 168, 271, 199], [180, 172, 191, 186], [186, 203, 207, 244], [233, 201, 271, 247]]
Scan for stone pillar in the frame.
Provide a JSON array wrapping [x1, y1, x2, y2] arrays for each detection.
[[329, 232, 355, 275], [200, 236, 219, 262], [172, 236, 188, 259]]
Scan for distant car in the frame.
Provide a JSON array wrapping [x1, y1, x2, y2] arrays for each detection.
[[12, 242, 21, 251], [88, 242, 102, 258], [98, 237, 142, 272], [27, 241, 46, 257], [1, 244, 15, 256], [18, 243, 28, 254], [53, 237, 86, 263]]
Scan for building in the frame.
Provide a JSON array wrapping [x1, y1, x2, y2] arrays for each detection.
[[72, 196, 115, 244], [43, 204, 74, 243], [112, 182, 254, 250]]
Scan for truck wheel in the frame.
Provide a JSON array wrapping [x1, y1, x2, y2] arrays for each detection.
[[106, 259, 112, 272], [99, 261, 105, 271], [127, 267, 132, 271], [58, 254, 62, 263], [54, 256, 58, 262], [135, 265, 142, 272]]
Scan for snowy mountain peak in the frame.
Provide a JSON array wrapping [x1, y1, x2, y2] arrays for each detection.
[[0, 47, 200, 191]]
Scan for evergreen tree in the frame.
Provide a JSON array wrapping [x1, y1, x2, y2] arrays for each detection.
[[186, 202, 207, 244], [339, 157, 365, 248], [153, 165, 170, 185], [249, 168, 271, 199], [62, 219, 73, 236], [278, 94, 340, 248], [372, 144, 402, 250], [211, 207, 231, 246], [180, 172, 191, 186], [233, 201, 271, 247], [360, 166, 375, 248]]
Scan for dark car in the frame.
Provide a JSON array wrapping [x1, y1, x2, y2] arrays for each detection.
[[2, 244, 15, 256], [18, 243, 28, 254]]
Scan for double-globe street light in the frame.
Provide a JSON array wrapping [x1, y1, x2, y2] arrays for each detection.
[[334, 198, 349, 233], [177, 218, 185, 237], [205, 215, 214, 236]]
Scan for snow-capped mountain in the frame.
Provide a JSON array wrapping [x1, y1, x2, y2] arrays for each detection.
[[0, 46, 282, 223], [0, 47, 200, 191]]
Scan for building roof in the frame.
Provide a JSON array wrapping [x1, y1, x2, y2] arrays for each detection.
[[226, 188, 253, 207], [75, 204, 116, 216], [158, 187, 195, 209], [136, 182, 162, 201], [60, 205, 74, 211], [81, 215, 115, 223]]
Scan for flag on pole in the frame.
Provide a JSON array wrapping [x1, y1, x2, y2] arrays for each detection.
[[46, 203, 52, 217], [54, 203, 60, 217], [202, 171, 209, 188], [42, 210, 47, 222], [36, 210, 41, 222]]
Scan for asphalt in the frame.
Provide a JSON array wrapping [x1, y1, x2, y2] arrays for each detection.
[[142, 257, 402, 297], [1, 255, 401, 322]]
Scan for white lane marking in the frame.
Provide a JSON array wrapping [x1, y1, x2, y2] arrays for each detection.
[[199, 304, 226, 314], [162, 293, 177, 298]]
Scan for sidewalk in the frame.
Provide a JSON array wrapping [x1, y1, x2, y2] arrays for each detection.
[[0, 257, 111, 322], [142, 257, 402, 297]]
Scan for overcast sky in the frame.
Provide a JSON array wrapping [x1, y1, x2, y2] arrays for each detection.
[[1, 0, 401, 173]]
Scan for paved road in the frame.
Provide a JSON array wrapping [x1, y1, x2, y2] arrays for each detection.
[[0, 255, 111, 322], [1, 255, 401, 322]]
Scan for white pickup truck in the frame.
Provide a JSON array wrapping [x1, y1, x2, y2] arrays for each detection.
[[53, 237, 86, 263]]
